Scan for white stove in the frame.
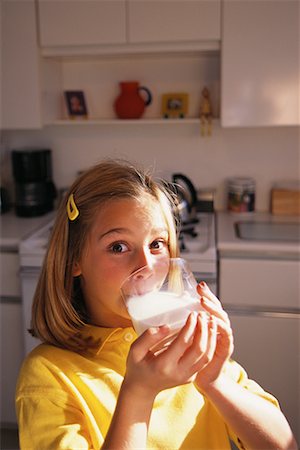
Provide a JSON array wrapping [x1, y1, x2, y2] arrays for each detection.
[[179, 213, 217, 284], [19, 218, 55, 268], [19, 212, 217, 355]]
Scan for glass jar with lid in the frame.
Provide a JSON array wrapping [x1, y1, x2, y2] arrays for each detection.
[[227, 177, 256, 213]]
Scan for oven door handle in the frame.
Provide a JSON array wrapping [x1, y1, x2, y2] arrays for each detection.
[[192, 272, 216, 283], [20, 267, 41, 276]]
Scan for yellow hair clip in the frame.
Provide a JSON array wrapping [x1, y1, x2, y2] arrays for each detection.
[[67, 194, 79, 221]]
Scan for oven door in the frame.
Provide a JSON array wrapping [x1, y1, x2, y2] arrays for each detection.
[[184, 259, 217, 295], [183, 252, 217, 296], [20, 267, 42, 355]]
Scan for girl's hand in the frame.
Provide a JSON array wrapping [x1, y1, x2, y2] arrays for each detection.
[[123, 311, 212, 399], [123, 282, 233, 399], [194, 282, 234, 392]]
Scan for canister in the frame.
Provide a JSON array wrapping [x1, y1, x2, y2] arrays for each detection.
[[227, 177, 255, 213]]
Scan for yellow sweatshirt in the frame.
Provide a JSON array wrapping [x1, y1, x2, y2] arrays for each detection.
[[16, 325, 279, 450]]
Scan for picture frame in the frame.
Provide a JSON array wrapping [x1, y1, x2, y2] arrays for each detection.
[[161, 93, 189, 119], [64, 91, 88, 119]]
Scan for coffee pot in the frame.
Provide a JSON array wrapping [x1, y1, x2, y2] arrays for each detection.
[[12, 149, 57, 217]]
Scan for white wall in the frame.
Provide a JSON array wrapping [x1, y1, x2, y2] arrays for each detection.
[[2, 124, 299, 211]]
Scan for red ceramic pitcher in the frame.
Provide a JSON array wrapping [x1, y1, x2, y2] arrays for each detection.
[[114, 81, 152, 119]]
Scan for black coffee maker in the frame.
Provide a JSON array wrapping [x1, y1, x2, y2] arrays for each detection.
[[12, 149, 56, 217]]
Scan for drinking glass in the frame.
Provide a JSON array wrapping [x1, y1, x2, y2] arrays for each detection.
[[121, 257, 204, 341]]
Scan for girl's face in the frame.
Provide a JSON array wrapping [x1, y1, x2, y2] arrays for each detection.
[[73, 196, 171, 328]]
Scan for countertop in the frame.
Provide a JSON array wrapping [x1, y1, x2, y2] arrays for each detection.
[[217, 211, 300, 258], [1, 209, 300, 257], [0, 211, 55, 250]]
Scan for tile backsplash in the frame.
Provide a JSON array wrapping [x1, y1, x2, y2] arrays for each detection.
[[2, 123, 299, 212]]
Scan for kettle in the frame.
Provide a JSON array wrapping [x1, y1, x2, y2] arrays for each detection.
[[172, 173, 198, 224], [0, 186, 11, 214]]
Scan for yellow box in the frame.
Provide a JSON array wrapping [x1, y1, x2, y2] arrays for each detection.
[[161, 93, 188, 119]]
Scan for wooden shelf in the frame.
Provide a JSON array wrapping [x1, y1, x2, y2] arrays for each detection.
[[44, 118, 219, 127], [41, 41, 220, 60]]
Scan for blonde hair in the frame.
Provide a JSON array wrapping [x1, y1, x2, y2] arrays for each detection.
[[30, 160, 179, 351]]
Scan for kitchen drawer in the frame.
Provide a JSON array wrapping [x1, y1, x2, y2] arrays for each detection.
[[219, 257, 300, 309], [0, 251, 21, 297]]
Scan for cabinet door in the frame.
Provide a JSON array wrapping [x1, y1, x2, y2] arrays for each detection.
[[221, 0, 300, 126], [0, 252, 21, 297], [229, 314, 300, 443], [219, 257, 300, 309], [1, 0, 42, 129], [0, 303, 24, 424], [128, 0, 221, 43], [20, 270, 42, 355], [38, 0, 126, 47]]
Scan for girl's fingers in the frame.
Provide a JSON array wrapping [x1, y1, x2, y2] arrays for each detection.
[[197, 282, 221, 306], [179, 313, 207, 365], [204, 315, 218, 362], [197, 282, 230, 323], [200, 296, 230, 324], [157, 312, 198, 363], [180, 313, 217, 372], [130, 325, 170, 361], [214, 317, 234, 356]]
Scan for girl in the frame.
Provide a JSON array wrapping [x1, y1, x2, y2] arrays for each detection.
[[16, 160, 296, 450]]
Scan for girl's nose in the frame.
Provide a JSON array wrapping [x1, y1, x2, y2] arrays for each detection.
[[132, 250, 169, 283], [126, 252, 169, 297], [134, 248, 155, 276]]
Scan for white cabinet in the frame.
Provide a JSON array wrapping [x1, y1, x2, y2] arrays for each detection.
[[230, 314, 299, 444], [38, 0, 221, 49], [38, 0, 126, 47], [0, 302, 24, 424], [219, 258, 300, 309], [0, 250, 23, 424], [0, 213, 57, 424], [128, 0, 221, 44], [219, 256, 300, 442], [221, 0, 300, 127], [0, 251, 21, 298], [1, 0, 42, 129], [30, 0, 222, 126], [2, 0, 221, 128]]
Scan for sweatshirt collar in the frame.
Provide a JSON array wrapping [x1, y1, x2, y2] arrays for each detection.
[[78, 324, 137, 355]]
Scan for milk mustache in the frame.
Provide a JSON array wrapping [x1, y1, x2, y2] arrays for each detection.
[[126, 290, 201, 335]]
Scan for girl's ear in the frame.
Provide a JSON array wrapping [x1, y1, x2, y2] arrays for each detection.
[[72, 262, 82, 277]]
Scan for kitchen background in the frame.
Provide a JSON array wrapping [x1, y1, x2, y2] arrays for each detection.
[[1, 0, 299, 448], [2, 124, 299, 211]]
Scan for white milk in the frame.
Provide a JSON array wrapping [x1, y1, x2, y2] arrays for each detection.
[[126, 290, 201, 336]]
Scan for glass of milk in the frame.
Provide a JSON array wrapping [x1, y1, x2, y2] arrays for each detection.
[[121, 257, 203, 342]]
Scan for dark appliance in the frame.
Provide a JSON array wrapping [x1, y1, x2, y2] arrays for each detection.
[[0, 186, 11, 214], [172, 173, 198, 224], [12, 149, 56, 217], [171, 173, 216, 254]]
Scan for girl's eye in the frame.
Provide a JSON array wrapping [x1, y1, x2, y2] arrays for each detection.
[[110, 242, 129, 253], [150, 239, 167, 251]]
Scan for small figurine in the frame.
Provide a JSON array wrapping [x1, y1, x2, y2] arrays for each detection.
[[200, 87, 213, 136]]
